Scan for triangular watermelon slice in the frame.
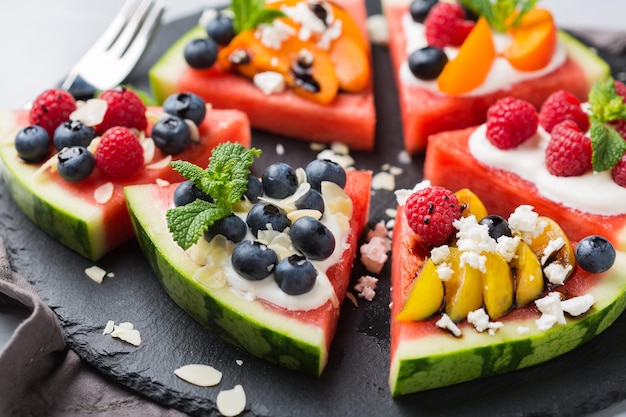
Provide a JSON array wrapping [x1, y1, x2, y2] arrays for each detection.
[[0, 106, 250, 261], [382, 0, 610, 154], [124, 167, 371, 376], [148, 0, 376, 150]]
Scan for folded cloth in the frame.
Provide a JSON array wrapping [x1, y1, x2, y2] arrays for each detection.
[[0, 239, 186, 417]]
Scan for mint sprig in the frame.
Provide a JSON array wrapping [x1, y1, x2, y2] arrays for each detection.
[[231, 0, 286, 34], [166, 142, 262, 250], [588, 78, 626, 172], [460, 0, 538, 32]]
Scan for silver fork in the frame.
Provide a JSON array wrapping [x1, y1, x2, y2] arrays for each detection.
[[60, 0, 165, 99]]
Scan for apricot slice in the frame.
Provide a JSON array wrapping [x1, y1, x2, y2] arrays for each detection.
[[526, 216, 576, 284], [444, 248, 483, 322], [503, 8, 557, 72], [512, 240, 544, 306], [481, 252, 514, 320], [396, 259, 444, 321], [438, 17, 496, 96], [454, 188, 488, 221]]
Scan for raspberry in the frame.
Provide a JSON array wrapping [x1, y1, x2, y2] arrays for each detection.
[[545, 120, 592, 177], [538, 90, 589, 133], [611, 119, 626, 140], [424, 2, 475, 48], [95, 127, 144, 180], [95, 87, 147, 135], [486, 97, 538, 149], [29, 89, 77, 137], [614, 80, 626, 100], [404, 186, 462, 247], [611, 153, 626, 188]]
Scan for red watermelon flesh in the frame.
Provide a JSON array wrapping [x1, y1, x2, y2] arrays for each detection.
[[383, 2, 609, 154], [149, 0, 376, 150], [423, 127, 626, 252]]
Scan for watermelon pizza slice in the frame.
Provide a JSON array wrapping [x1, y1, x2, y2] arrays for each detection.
[[381, 0, 610, 154]]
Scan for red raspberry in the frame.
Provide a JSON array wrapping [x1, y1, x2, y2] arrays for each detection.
[[611, 153, 626, 187], [486, 97, 538, 149], [29, 89, 77, 137], [95, 87, 147, 135], [538, 90, 589, 133], [545, 120, 592, 177], [424, 2, 475, 48], [95, 127, 144, 180], [614, 80, 626, 100], [404, 186, 462, 247], [611, 119, 626, 140]]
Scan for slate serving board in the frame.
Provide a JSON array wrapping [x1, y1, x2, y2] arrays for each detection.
[[1, 3, 625, 416]]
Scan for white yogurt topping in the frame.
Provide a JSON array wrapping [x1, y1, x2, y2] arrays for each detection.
[[399, 13, 568, 96], [468, 124, 626, 215]]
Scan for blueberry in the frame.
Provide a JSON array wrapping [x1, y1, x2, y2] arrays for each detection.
[[575, 235, 616, 273], [205, 13, 235, 46], [262, 162, 298, 199], [479, 215, 512, 240], [192, 183, 213, 202], [231, 240, 278, 280], [151, 115, 191, 155], [295, 189, 325, 215], [274, 255, 317, 295], [246, 203, 291, 237], [408, 46, 448, 80], [205, 213, 247, 243], [163, 92, 207, 127], [184, 37, 218, 69], [244, 174, 263, 203], [305, 159, 346, 192], [56, 146, 95, 182], [14, 125, 50, 162], [409, 0, 437, 23], [53, 120, 96, 150], [173, 181, 196, 206], [290, 216, 335, 261]]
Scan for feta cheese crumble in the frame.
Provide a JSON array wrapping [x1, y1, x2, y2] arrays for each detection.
[[467, 308, 503, 335], [508, 205, 547, 241], [436, 314, 462, 337], [354, 275, 379, 301], [360, 236, 389, 274], [253, 71, 286, 95]]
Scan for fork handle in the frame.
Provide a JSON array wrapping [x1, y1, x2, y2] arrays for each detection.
[[63, 74, 99, 101]]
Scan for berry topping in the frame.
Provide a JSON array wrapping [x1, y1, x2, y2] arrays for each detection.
[[244, 174, 264, 203], [262, 162, 299, 199], [486, 97, 538, 149], [53, 120, 96, 150], [173, 181, 197, 206], [290, 216, 336, 261], [575, 235, 616, 273], [246, 203, 291, 237], [305, 159, 346, 191], [614, 80, 626, 100], [95, 126, 144, 180], [184, 37, 218, 69], [95, 87, 147, 135], [151, 115, 192, 155], [274, 255, 318, 295], [538, 90, 590, 133], [611, 153, 626, 188], [29, 88, 77, 137], [295, 189, 325, 215], [408, 46, 448, 80], [404, 186, 462, 247], [205, 13, 236, 46], [545, 120, 592, 177], [56, 146, 95, 183], [424, 2, 474, 48], [14, 125, 50, 162], [162, 92, 207, 127], [479, 215, 512, 240], [205, 213, 248, 243], [231, 240, 278, 281], [409, 0, 438, 23]]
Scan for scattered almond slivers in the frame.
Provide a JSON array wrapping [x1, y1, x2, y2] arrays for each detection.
[[174, 364, 223, 387], [94, 182, 114, 204], [146, 155, 172, 170]]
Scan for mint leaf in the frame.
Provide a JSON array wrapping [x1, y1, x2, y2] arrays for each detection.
[[461, 0, 538, 32], [589, 78, 626, 123], [231, 0, 286, 33], [166, 142, 262, 250], [590, 120, 626, 172]]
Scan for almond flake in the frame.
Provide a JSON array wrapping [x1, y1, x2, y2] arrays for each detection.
[[174, 364, 223, 387], [85, 265, 107, 284], [155, 178, 170, 187], [146, 155, 172, 170], [142, 138, 156, 164], [94, 182, 114, 204], [371, 171, 395, 191], [216, 385, 247, 417], [70, 98, 107, 126], [103, 320, 115, 335]]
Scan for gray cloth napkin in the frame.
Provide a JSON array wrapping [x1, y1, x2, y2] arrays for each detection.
[[0, 239, 187, 417]]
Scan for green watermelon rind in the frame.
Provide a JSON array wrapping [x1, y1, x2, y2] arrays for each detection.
[[0, 111, 105, 260], [125, 183, 337, 376], [557, 30, 611, 87], [389, 218, 626, 396]]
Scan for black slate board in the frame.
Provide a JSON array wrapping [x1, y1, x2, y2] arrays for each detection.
[[1, 3, 626, 417]]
